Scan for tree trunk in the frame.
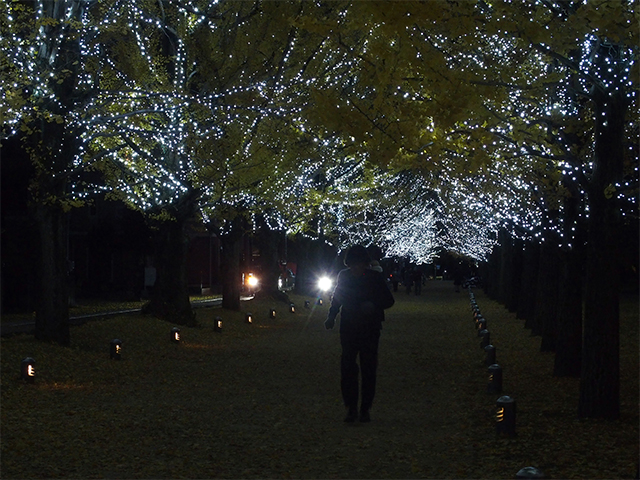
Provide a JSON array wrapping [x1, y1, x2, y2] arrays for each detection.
[[254, 224, 291, 304], [505, 236, 523, 313], [538, 234, 560, 351], [257, 228, 281, 294], [220, 220, 243, 311], [579, 75, 625, 419], [292, 236, 324, 296], [484, 243, 501, 299], [34, 202, 70, 346], [145, 216, 196, 326], [518, 240, 539, 326], [530, 234, 558, 342], [554, 246, 583, 377], [554, 186, 585, 377], [497, 228, 512, 306]]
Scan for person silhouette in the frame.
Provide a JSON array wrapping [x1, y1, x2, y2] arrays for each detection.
[[324, 245, 395, 422]]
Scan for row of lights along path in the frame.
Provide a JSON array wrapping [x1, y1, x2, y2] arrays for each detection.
[[469, 287, 545, 480]]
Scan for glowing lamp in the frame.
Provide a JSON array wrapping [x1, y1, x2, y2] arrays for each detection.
[[488, 363, 503, 393], [171, 327, 181, 343], [214, 317, 223, 332], [110, 339, 122, 360], [476, 318, 487, 333], [304, 300, 310, 309], [289, 303, 295, 313], [496, 395, 516, 436], [246, 274, 259, 288], [245, 313, 253, 324], [21, 357, 36, 382], [269, 308, 276, 319], [479, 329, 491, 349], [316, 298, 323, 306], [317, 276, 333, 292], [484, 344, 496, 366]]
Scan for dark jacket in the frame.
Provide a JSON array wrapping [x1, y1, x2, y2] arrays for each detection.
[[328, 268, 395, 335]]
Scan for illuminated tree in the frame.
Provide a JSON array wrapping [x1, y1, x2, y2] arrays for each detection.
[[298, 0, 638, 418], [85, 0, 357, 314], [0, 0, 130, 345]]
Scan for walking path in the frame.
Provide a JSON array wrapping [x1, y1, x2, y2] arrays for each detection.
[[188, 280, 479, 478], [3, 279, 637, 479]]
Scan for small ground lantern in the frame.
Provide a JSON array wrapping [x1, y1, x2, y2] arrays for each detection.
[[488, 363, 503, 393], [269, 308, 276, 319], [496, 395, 516, 436], [479, 329, 491, 349], [214, 317, 223, 332], [21, 357, 36, 382], [110, 339, 122, 360], [476, 318, 487, 333], [289, 303, 295, 313], [171, 327, 181, 343], [304, 300, 310, 309], [245, 312, 253, 324], [516, 466, 545, 479], [484, 344, 496, 366], [316, 297, 323, 306]]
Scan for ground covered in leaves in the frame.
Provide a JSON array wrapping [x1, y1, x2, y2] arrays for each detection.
[[1, 281, 638, 479]]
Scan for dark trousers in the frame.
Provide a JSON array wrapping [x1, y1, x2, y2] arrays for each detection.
[[340, 331, 380, 412]]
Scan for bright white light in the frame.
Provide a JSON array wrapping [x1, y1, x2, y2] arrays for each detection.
[[317, 276, 333, 292], [247, 275, 259, 287]]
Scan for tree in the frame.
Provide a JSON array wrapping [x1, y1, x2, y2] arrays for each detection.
[[297, 0, 638, 418], [0, 0, 126, 344], [85, 0, 359, 312]]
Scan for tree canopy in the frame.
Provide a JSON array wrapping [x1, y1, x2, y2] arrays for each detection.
[[1, 0, 637, 418]]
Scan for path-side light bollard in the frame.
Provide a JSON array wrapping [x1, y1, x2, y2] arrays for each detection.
[[304, 300, 310, 309], [316, 297, 323, 306], [171, 327, 181, 343], [214, 317, 223, 332], [496, 395, 516, 436], [269, 308, 276, 319], [476, 318, 487, 334], [484, 344, 496, 366], [110, 339, 122, 360], [289, 303, 295, 313], [488, 363, 503, 393], [479, 329, 490, 349], [245, 312, 253, 324], [21, 357, 36, 382], [516, 466, 545, 479]]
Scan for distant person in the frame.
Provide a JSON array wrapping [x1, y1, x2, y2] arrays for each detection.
[[390, 267, 400, 292], [402, 266, 413, 294], [453, 263, 464, 293], [325, 245, 395, 423], [411, 267, 423, 296], [369, 260, 383, 273]]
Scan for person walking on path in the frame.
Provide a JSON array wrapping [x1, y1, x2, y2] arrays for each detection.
[[324, 245, 395, 423], [411, 267, 423, 296]]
